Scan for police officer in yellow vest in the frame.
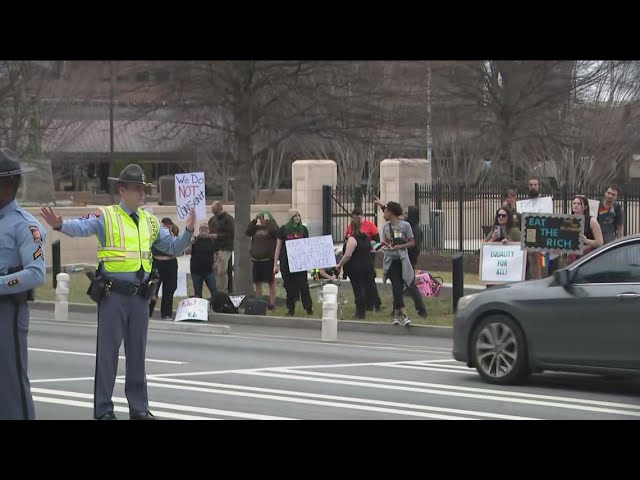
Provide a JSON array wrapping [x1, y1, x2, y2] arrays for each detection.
[[41, 164, 196, 420]]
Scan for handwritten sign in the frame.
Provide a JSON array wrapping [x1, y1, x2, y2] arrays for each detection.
[[479, 243, 527, 285], [522, 213, 584, 254], [588, 198, 600, 217], [175, 297, 210, 322], [175, 172, 206, 221], [286, 235, 336, 273], [229, 295, 246, 308], [516, 196, 553, 215]]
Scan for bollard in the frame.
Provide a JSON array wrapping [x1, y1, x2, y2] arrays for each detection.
[[452, 253, 464, 314], [55, 272, 70, 322], [52, 240, 61, 289], [321, 283, 338, 342]]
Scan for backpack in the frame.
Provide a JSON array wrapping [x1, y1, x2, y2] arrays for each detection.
[[415, 271, 443, 298], [210, 291, 239, 314]]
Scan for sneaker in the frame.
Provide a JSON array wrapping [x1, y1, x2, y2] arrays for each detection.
[[417, 309, 428, 318], [391, 316, 401, 326], [403, 315, 411, 326]]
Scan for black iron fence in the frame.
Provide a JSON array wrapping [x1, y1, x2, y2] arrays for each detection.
[[415, 183, 640, 254], [323, 185, 378, 242]]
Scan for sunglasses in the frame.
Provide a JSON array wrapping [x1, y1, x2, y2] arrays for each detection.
[[497, 213, 508, 218]]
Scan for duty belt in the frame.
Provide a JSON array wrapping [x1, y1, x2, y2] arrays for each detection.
[[105, 279, 149, 297]]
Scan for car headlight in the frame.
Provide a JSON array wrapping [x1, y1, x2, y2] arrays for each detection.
[[457, 294, 477, 311]]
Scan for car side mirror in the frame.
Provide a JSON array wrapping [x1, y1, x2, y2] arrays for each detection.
[[553, 269, 571, 288]]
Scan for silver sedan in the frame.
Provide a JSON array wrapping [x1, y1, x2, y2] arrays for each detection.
[[453, 235, 640, 385]]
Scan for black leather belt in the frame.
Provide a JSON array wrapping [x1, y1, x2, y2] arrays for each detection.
[[106, 279, 148, 297]]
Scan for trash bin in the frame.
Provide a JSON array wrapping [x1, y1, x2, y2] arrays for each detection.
[[430, 209, 444, 250]]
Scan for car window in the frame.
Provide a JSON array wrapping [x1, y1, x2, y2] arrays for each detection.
[[573, 242, 640, 284]]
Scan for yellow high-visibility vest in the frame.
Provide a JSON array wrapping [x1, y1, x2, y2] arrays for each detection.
[[96, 205, 160, 273]]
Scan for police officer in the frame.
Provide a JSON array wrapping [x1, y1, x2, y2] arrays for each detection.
[[41, 164, 195, 420], [0, 147, 47, 420]]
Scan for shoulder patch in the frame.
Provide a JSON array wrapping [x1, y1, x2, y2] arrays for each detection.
[[8, 278, 19, 287], [29, 225, 43, 244], [33, 246, 43, 261]]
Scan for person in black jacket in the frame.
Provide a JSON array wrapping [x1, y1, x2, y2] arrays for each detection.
[[186, 223, 217, 298], [208, 201, 235, 293]]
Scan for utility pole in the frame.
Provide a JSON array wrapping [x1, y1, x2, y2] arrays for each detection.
[[426, 61, 433, 164], [109, 60, 115, 203]]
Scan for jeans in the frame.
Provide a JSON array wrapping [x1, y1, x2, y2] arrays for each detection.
[[192, 272, 217, 298]]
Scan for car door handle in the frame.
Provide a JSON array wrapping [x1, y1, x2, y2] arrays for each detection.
[[617, 293, 640, 299]]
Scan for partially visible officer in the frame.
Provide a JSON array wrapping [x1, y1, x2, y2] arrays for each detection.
[[0, 147, 47, 420], [41, 164, 195, 420]]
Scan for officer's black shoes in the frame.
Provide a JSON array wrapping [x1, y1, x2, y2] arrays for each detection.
[[96, 412, 117, 420], [130, 411, 156, 420]]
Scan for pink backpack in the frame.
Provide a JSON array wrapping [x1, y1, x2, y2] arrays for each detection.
[[415, 271, 443, 298]]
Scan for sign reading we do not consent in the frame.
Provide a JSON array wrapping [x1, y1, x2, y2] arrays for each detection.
[[480, 243, 527, 285]]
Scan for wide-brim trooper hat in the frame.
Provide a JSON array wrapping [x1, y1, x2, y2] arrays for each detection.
[[0, 147, 36, 177], [107, 164, 155, 187]]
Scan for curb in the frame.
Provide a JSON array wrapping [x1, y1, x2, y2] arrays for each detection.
[[32, 301, 453, 338], [31, 302, 230, 335]]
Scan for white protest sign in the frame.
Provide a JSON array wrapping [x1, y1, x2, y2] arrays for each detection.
[[175, 297, 210, 322], [588, 198, 600, 217], [516, 196, 553, 214], [229, 295, 246, 308], [175, 172, 207, 221], [286, 235, 337, 273], [479, 242, 527, 285]]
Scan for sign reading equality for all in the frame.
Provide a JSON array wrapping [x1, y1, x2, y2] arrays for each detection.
[[285, 235, 337, 273], [479, 243, 527, 285], [521, 213, 584, 254], [175, 172, 207, 221]]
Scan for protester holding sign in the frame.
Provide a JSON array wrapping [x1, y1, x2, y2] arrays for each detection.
[[484, 207, 521, 244], [208, 201, 235, 293], [186, 223, 217, 299], [566, 195, 603, 265], [273, 209, 313, 317]]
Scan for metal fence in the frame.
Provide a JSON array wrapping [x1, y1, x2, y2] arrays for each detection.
[[323, 185, 378, 242], [415, 183, 640, 254]]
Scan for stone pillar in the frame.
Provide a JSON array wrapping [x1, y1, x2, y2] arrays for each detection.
[[378, 159, 431, 226], [291, 160, 337, 237]]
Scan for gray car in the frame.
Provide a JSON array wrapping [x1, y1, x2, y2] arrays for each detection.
[[453, 234, 640, 385]]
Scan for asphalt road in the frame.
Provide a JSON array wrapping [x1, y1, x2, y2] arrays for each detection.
[[26, 309, 640, 420]]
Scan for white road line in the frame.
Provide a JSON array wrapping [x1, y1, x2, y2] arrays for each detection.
[[31, 387, 291, 420], [28, 347, 186, 365], [31, 376, 97, 384], [32, 396, 216, 420], [145, 376, 537, 420], [240, 370, 640, 417], [272, 369, 640, 410], [379, 364, 476, 374], [133, 379, 474, 420]]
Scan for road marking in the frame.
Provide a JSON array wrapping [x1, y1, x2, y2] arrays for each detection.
[[29, 347, 187, 365], [379, 364, 476, 374], [239, 370, 640, 417], [144, 376, 538, 420], [31, 387, 292, 420], [132, 379, 475, 420], [32, 396, 216, 420]]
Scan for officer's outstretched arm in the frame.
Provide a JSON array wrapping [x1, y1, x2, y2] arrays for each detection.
[[0, 223, 47, 295], [153, 223, 193, 256], [59, 211, 107, 240]]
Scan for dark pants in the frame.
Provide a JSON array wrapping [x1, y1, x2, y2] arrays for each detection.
[[348, 269, 372, 318], [192, 272, 217, 298], [387, 260, 406, 310], [149, 258, 178, 318], [365, 254, 382, 310], [95, 291, 150, 419], [0, 299, 34, 420], [281, 266, 312, 313]]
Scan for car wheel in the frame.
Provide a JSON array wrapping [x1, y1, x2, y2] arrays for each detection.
[[471, 315, 530, 385]]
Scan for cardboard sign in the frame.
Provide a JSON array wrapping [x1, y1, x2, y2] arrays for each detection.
[[286, 235, 337, 273], [516, 196, 554, 215], [175, 172, 207, 221], [522, 213, 584, 254], [588, 198, 600, 217], [175, 297, 209, 322], [479, 243, 527, 285], [229, 295, 246, 308]]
